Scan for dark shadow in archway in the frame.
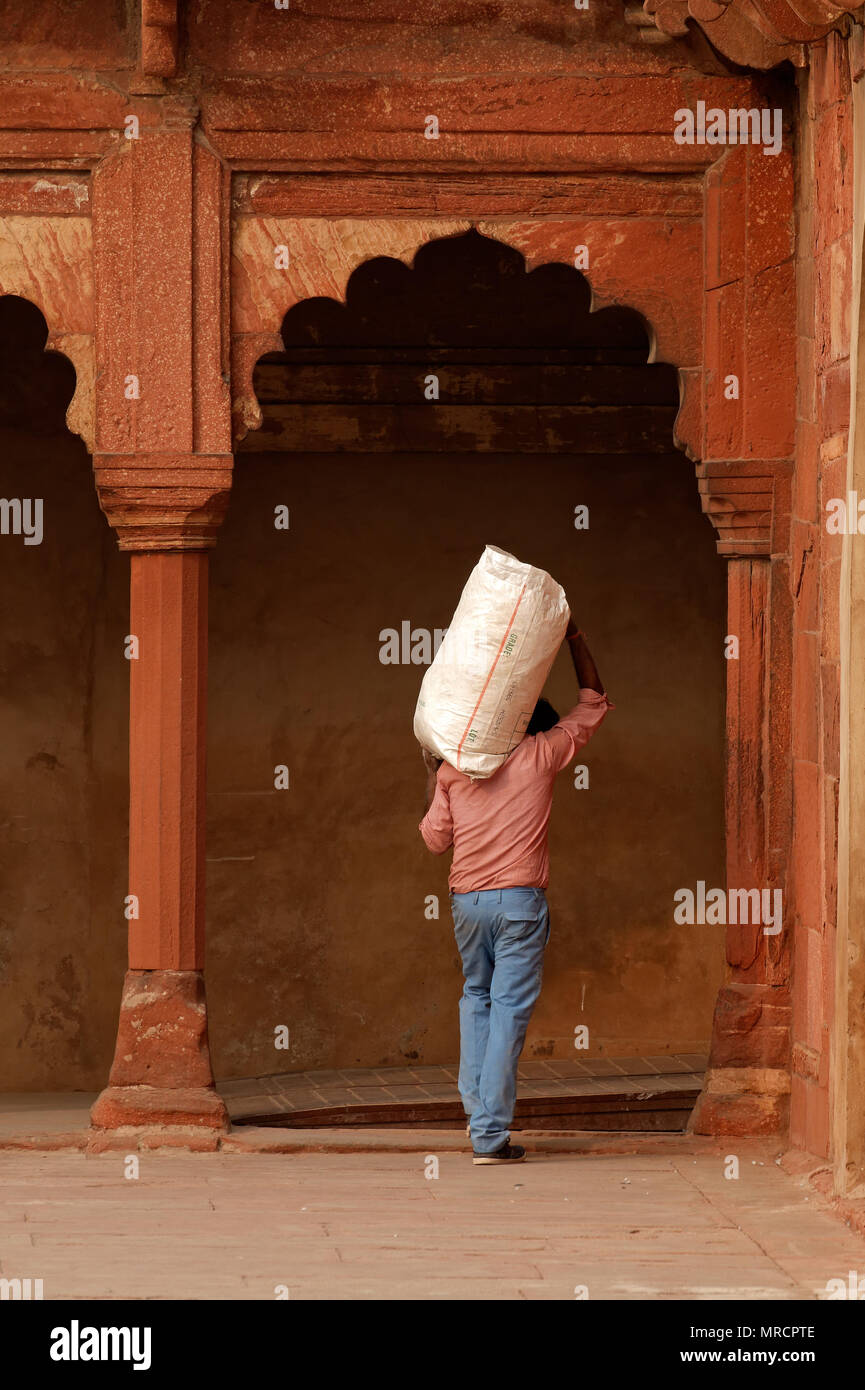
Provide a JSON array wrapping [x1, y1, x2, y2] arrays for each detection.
[[0, 296, 128, 1093], [251, 229, 680, 457], [281, 227, 660, 353]]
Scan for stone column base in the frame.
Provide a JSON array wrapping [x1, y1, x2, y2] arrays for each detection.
[[91, 969, 229, 1134], [91, 1085, 228, 1130], [690, 1066, 791, 1136]]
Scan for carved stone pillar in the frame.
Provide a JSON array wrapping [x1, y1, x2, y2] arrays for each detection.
[[88, 105, 233, 1138], [90, 547, 229, 1132]]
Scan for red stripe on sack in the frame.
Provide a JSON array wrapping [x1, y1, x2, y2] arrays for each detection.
[[456, 584, 527, 771]]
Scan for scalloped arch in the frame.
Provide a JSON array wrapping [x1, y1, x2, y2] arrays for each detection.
[[231, 219, 698, 451], [0, 215, 94, 449]]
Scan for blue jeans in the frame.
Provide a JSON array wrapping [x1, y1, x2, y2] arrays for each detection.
[[450, 886, 551, 1153]]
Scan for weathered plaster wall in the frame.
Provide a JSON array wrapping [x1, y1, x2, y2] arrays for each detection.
[[0, 427, 726, 1091], [206, 447, 726, 1080], [0, 321, 128, 1089]]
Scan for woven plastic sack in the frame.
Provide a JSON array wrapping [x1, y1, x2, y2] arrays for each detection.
[[414, 545, 570, 778]]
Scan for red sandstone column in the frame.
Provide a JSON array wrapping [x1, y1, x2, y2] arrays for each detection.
[[690, 556, 792, 1135], [89, 121, 232, 1138], [90, 551, 228, 1133], [129, 553, 207, 973]]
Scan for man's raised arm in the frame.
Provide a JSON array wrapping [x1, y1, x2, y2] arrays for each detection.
[[564, 615, 605, 694]]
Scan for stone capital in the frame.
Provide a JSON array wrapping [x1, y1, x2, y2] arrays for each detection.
[[94, 453, 234, 550]]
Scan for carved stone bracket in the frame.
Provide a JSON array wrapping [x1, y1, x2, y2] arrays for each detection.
[[629, 0, 864, 66], [697, 458, 791, 556], [94, 454, 234, 550]]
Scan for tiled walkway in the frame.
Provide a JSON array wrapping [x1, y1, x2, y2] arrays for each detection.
[[2, 1141, 863, 1299], [218, 1054, 707, 1126]]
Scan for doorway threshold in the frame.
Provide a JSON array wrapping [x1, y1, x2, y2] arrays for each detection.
[[219, 1056, 706, 1133]]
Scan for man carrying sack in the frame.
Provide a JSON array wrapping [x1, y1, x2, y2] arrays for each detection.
[[419, 616, 612, 1165]]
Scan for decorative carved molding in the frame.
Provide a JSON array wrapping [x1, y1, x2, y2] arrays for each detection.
[[628, 0, 864, 66]]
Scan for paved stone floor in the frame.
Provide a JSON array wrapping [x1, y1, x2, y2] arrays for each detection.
[[218, 1054, 708, 1121], [1, 1140, 864, 1300]]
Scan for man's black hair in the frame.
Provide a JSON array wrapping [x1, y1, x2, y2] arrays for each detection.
[[526, 696, 559, 737]]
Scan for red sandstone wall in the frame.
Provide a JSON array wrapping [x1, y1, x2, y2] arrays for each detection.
[[789, 31, 860, 1156]]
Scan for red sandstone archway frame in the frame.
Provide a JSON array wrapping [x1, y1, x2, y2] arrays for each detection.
[[0, 0, 857, 1157], [223, 150, 795, 1136], [14, 29, 797, 1141]]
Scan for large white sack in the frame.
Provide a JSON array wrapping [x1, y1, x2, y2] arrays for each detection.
[[414, 545, 570, 778]]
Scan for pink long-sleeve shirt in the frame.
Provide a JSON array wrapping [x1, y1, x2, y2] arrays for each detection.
[[419, 688, 612, 893]]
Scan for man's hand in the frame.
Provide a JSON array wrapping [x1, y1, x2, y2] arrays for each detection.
[[421, 746, 443, 774], [420, 745, 443, 815]]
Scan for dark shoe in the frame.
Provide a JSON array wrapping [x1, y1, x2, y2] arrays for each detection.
[[472, 1141, 526, 1165]]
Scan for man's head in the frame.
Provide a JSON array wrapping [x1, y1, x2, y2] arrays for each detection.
[[526, 696, 559, 737]]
